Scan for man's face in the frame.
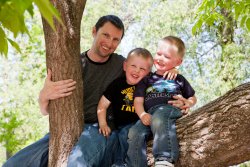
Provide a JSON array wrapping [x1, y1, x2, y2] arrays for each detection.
[[92, 22, 123, 59], [154, 41, 182, 75], [123, 56, 152, 85]]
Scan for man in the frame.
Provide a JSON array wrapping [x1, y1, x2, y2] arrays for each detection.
[[4, 15, 125, 167]]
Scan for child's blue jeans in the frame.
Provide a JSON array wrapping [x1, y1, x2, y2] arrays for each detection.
[[126, 104, 182, 167], [112, 123, 135, 166]]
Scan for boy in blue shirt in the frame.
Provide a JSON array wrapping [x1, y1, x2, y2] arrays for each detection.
[[127, 36, 197, 167]]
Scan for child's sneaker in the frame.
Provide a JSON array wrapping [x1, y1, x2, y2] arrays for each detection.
[[154, 160, 174, 167], [111, 163, 128, 167]]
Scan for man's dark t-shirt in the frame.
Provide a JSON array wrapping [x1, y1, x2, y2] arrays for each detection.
[[81, 51, 125, 123]]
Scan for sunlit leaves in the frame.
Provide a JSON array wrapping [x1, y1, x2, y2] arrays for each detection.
[[33, 0, 63, 30], [193, 0, 250, 35], [0, 11, 48, 162], [0, 27, 8, 56], [0, 0, 62, 57], [246, 18, 250, 30], [0, 0, 31, 37], [7, 38, 21, 54]]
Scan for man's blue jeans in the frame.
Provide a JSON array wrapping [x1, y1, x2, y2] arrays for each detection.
[[3, 123, 118, 167], [126, 105, 182, 167], [67, 123, 118, 167], [3, 133, 49, 167]]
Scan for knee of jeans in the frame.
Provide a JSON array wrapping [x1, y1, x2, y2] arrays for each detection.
[[151, 116, 165, 129], [128, 127, 146, 141]]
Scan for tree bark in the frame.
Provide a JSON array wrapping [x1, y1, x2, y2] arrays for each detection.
[[41, 0, 86, 166], [148, 82, 250, 167]]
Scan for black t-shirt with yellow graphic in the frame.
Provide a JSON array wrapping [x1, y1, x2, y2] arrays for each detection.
[[103, 76, 139, 127]]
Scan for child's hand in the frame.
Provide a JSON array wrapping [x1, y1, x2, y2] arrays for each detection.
[[163, 68, 179, 80], [99, 124, 111, 137], [140, 112, 152, 126]]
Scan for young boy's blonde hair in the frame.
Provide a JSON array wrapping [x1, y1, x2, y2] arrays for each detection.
[[162, 36, 186, 58], [127, 48, 154, 67]]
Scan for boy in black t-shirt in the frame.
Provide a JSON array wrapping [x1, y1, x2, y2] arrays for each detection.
[[97, 48, 154, 166], [126, 36, 197, 167]]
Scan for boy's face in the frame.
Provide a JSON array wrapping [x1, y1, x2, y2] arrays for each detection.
[[92, 22, 123, 59], [123, 56, 152, 85], [154, 41, 182, 75]]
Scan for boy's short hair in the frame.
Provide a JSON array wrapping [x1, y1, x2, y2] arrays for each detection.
[[162, 36, 185, 58], [95, 15, 125, 38], [127, 48, 154, 67]]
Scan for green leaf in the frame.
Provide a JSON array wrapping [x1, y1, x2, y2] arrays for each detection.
[[34, 0, 63, 31], [246, 18, 250, 31], [234, 3, 242, 20], [206, 14, 215, 26], [192, 19, 203, 35], [197, 0, 208, 13], [0, 27, 8, 56], [240, 15, 247, 27], [0, 1, 29, 37], [7, 38, 21, 53], [27, 3, 34, 17]]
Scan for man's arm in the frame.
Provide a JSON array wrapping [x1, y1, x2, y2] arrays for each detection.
[[39, 69, 76, 115], [97, 95, 111, 136], [168, 95, 197, 114], [134, 97, 151, 126]]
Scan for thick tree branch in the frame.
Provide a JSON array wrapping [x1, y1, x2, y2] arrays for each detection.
[[148, 82, 250, 167]]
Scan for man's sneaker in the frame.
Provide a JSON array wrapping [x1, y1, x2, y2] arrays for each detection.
[[155, 160, 174, 167]]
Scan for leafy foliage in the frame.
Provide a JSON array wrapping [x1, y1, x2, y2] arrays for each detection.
[[0, 0, 61, 56], [192, 0, 250, 35], [0, 12, 48, 164]]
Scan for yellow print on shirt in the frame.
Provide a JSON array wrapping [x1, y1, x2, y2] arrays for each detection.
[[121, 86, 135, 113]]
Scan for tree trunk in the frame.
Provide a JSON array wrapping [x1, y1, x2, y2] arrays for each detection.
[[41, 0, 86, 166], [148, 82, 250, 167]]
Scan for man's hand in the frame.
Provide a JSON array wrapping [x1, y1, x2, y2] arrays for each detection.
[[168, 95, 186, 109], [39, 69, 77, 115], [40, 69, 77, 101], [168, 95, 197, 115]]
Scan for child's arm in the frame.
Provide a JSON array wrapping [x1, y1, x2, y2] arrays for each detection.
[[134, 97, 151, 126], [97, 95, 111, 136]]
